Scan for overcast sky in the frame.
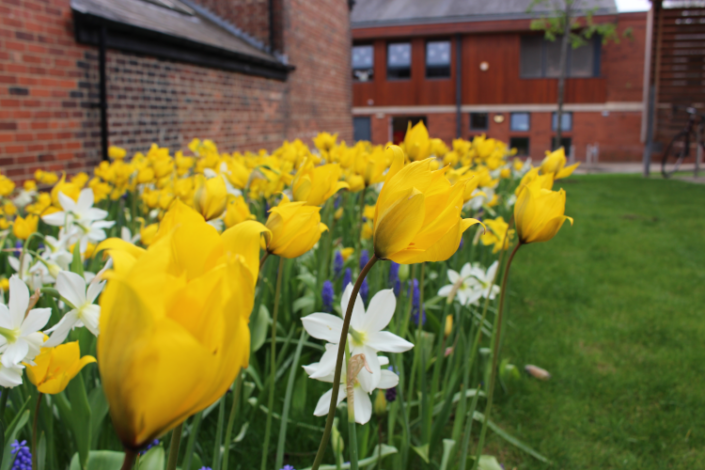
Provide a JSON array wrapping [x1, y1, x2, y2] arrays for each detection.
[[616, 0, 651, 11]]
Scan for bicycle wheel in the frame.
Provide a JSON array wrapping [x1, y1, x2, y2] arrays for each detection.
[[661, 132, 690, 178]]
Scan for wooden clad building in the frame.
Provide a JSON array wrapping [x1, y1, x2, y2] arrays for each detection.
[[350, 0, 648, 162]]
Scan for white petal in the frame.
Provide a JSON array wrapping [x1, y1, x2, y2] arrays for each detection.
[[8, 276, 29, 328], [301, 313, 344, 344], [447, 270, 460, 283], [58, 191, 77, 213], [23, 332, 46, 363], [79, 305, 100, 336], [460, 263, 472, 279], [20, 308, 50, 336], [84, 207, 108, 221], [340, 283, 365, 328], [42, 211, 67, 227], [308, 344, 339, 381], [55, 271, 87, 308], [313, 388, 346, 417], [378, 356, 390, 366], [363, 345, 381, 389], [76, 188, 94, 213], [86, 280, 105, 304], [486, 261, 499, 282], [7, 257, 19, 272], [0, 305, 13, 330], [43, 310, 79, 347], [302, 362, 320, 377], [353, 387, 372, 424], [366, 331, 414, 353], [0, 364, 23, 388], [378, 370, 399, 389], [361, 289, 396, 333], [1, 341, 28, 367], [438, 285, 453, 297]]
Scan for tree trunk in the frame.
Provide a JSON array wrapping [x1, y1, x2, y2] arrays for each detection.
[[555, 3, 572, 151]]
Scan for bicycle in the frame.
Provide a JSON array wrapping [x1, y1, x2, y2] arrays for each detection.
[[661, 106, 705, 178]]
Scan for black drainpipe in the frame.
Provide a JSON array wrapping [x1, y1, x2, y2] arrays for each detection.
[[455, 33, 462, 139], [99, 25, 109, 161]]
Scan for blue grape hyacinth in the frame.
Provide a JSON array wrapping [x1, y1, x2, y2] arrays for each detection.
[[360, 277, 369, 305], [11, 440, 31, 470], [388, 262, 401, 296], [333, 251, 344, 278], [359, 249, 369, 270], [321, 280, 334, 313], [410, 279, 425, 326], [342, 268, 352, 290], [140, 439, 159, 455]]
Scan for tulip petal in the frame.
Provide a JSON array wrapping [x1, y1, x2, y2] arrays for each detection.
[[220, 220, 270, 282], [373, 187, 425, 259]]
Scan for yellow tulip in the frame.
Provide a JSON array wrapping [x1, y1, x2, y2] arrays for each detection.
[[313, 132, 338, 154], [292, 159, 349, 206], [373, 146, 482, 264], [51, 175, 80, 207], [140, 223, 159, 246], [500, 168, 511, 179], [224, 196, 254, 228], [35, 170, 58, 185], [403, 121, 431, 161], [266, 195, 328, 258], [540, 148, 579, 180], [0, 175, 15, 197], [0, 278, 8, 292], [13, 215, 38, 240], [345, 173, 365, 193], [480, 216, 514, 253], [362, 220, 373, 240], [3, 201, 16, 216], [96, 201, 269, 449], [514, 167, 553, 196], [194, 176, 227, 220], [0, 218, 8, 230], [334, 207, 344, 220], [340, 247, 354, 261], [26, 342, 96, 394], [108, 146, 127, 160], [514, 177, 573, 244]]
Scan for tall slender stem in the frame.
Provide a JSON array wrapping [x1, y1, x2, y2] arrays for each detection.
[[261, 256, 285, 470], [121, 449, 137, 470], [311, 255, 378, 470], [0, 388, 8, 425], [222, 373, 243, 470], [166, 423, 183, 470], [32, 393, 42, 470], [472, 242, 521, 469]]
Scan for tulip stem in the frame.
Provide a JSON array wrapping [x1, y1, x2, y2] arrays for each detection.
[[121, 449, 137, 470], [166, 423, 183, 470], [472, 242, 521, 470], [261, 256, 285, 470], [32, 392, 42, 470], [311, 255, 378, 470], [222, 373, 243, 470]]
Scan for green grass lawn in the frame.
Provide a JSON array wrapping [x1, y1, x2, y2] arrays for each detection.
[[489, 174, 705, 469]]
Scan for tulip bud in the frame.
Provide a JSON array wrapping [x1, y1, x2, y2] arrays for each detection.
[[444, 314, 453, 339], [194, 176, 227, 220], [26, 342, 96, 394], [514, 178, 573, 244], [374, 389, 388, 416], [398, 264, 410, 282], [265, 195, 328, 259], [334, 207, 343, 220]]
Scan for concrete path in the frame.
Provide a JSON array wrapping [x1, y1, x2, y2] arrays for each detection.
[[574, 163, 705, 183]]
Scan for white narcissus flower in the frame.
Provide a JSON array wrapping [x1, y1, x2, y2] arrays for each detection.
[[120, 226, 140, 244], [467, 261, 500, 302], [0, 362, 24, 388], [8, 254, 52, 290], [44, 271, 104, 347], [0, 276, 50, 367], [302, 285, 412, 389], [438, 261, 500, 306], [303, 348, 399, 425], [42, 189, 115, 252]]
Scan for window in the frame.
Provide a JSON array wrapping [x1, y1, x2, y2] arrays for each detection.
[[470, 113, 489, 130], [510, 137, 530, 156], [387, 43, 411, 79], [520, 35, 601, 78], [510, 112, 530, 132], [551, 137, 572, 152], [352, 45, 374, 81], [392, 116, 426, 144], [353, 116, 371, 141], [552, 112, 573, 132], [426, 41, 450, 78]]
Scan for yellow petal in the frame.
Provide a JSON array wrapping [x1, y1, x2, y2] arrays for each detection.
[[373, 187, 425, 259]]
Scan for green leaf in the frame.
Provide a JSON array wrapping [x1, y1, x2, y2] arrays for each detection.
[[250, 304, 270, 353], [67, 372, 92, 470], [139, 446, 165, 470], [440, 439, 456, 470], [69, 451, 124, 470], [472, 412, 550, 463], [411, 444, 429, 464], [300, 445, 397, 470], [88, 385, 109, 449], [291, 370, 308, 415], [233, 422, 249, 443], [3, 395, 31, 445], [71, 242, 84, 276], [478, 455, 503, 470], [0, 410, 29, 470], [292, 295, 314, 314], [37, 433, 46, 470]]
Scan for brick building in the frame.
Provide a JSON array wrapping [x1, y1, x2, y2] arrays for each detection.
[[0, 0, 354, 179], [350, 0, 649, 162]]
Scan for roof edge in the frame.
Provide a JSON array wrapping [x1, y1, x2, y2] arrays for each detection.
[[351, 8, 619, 30], [72, 8, 295, 81]]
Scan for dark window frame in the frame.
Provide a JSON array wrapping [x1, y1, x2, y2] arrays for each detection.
[[353, 116, 372, 141], [425, 40, 451, 79], [387, 42, 412, 81], [469, 112, 489, 131], [510, 112, 531, 132], [520, 34, 602, 79]]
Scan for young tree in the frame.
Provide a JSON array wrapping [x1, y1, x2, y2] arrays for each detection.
[[529, 0, 631, 151]]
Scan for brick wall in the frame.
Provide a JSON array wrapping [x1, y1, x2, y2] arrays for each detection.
[[193, 0, 272, 49], [0, 0, 354, 181]]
